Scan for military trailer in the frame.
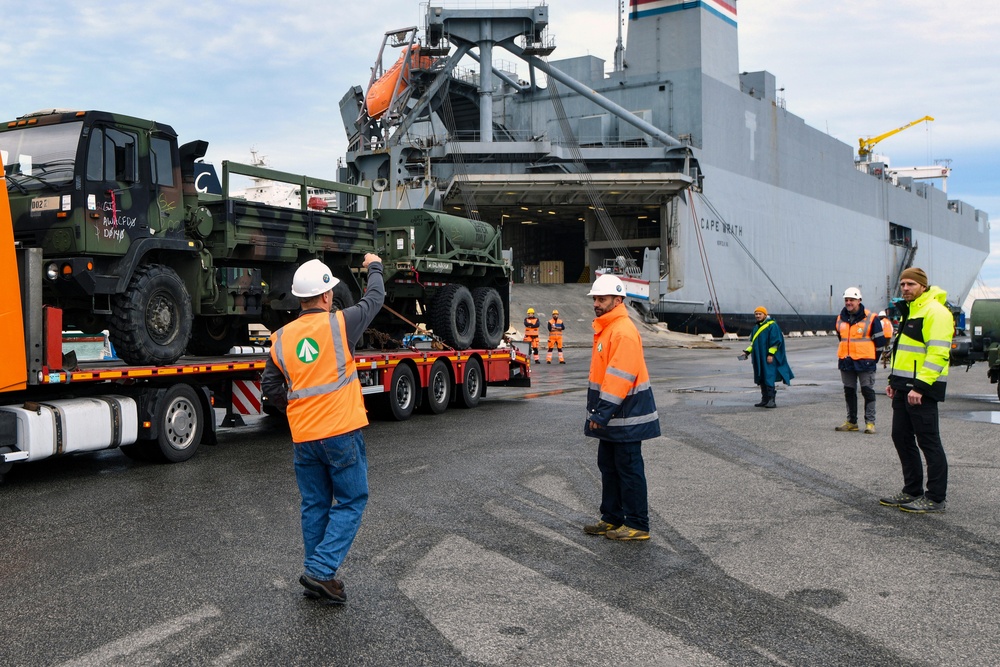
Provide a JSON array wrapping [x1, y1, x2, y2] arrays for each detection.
[[951, 299, 1000, 401], [0, 109, 510, 364], [375, 208, 509, 350]]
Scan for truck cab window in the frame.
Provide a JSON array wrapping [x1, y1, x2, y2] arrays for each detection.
[[150, 136, 175, 187], [0, 121, 82, 188], [87, 127, 137, 183]]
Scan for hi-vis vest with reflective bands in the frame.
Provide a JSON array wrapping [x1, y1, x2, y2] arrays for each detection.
[[836, 309, 878, 361], [270, 309, 367, 443], [889, 286, 953, 401], [524, 315, 540, 338], [547, 318, 564, 338]]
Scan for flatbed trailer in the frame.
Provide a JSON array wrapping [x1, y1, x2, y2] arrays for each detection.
[[0, 340, 530, 479]]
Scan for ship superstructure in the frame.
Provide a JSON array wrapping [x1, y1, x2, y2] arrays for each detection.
[[339, 0, 990, 334]]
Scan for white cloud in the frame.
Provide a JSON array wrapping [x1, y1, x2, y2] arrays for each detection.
[[2, 0, 996, 295]]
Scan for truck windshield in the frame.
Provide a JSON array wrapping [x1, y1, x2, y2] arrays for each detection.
[[0, 121, 82, 191]]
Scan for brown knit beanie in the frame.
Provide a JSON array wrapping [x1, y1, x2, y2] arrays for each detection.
[[899, 267, 928, 288]]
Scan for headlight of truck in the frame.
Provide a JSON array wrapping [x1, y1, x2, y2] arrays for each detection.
[[45, 263, 60, 281]]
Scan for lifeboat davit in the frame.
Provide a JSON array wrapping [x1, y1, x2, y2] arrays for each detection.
[[365, 46, 434, 120]]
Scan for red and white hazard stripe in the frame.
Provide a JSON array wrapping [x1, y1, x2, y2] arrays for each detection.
[[231, 380, 262, 415]]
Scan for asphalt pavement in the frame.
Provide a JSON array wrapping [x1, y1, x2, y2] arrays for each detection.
[[2, 336, 999, 666]]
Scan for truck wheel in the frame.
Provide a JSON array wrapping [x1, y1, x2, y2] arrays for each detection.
[[110, 264, 192, 366], [119, 384, 204, 463], [385, 363, 417, 421], [431, 284, 475, 349], [186, 317, 248, 356], [152, 384, 204, 462], [332, 281, 355, 312], [0, 447, 14, 477], [471, 287, 505, 349], [457, 358, 484, 408], [423, 359, 451, 414]]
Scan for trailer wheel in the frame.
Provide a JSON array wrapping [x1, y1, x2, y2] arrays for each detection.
[[423, 359, 452, 414], [471, 287, 505, 349], [186, 317, 248, 356], [431, 284, 475, 349], [457, 358, 484, 408], [109, 264, 192, 366], [385, 363, 417, 421]]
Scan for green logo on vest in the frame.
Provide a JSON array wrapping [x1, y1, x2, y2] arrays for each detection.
[[296, 337, 320, 363]]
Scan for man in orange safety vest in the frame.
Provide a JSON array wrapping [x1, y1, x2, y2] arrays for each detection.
[[546, 309, 566, 364], [261, 253, 384, 605], [834, 286, 891, 434]]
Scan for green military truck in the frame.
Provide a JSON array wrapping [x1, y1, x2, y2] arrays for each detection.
[[0, 109, 509, 365]]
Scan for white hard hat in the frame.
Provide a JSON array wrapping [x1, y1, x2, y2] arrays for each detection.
[[292, 259, 339, 297], [843, 287, 862, 300], [878, 310, 886, 317], [588, 273, 626, 297]]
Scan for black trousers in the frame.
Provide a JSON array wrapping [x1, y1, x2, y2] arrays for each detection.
[[890, 392, 948, 503]]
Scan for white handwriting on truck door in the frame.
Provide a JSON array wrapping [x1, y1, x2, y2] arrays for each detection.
[[98, 200, 136, 243]]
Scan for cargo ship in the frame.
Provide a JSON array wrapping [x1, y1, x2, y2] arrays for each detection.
[[337, 0, 990, 334]]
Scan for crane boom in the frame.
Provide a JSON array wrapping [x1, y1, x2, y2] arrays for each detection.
[[858, 115, 934, 158]]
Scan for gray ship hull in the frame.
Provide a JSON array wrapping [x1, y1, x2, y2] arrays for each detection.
[[340, 1, 989, 336]]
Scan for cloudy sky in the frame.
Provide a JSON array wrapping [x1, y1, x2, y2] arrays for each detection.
[[3, 0, 998, 302]]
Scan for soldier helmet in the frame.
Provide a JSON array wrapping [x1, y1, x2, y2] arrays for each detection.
[[588, 273, 625, 297], [292, 259, 339, 298]]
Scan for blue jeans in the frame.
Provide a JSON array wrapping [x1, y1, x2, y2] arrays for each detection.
[[597, 439, 649, 532], [293, 429, 369, 580]]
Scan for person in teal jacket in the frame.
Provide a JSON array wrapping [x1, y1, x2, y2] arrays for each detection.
[[740, 306, 794, 408]]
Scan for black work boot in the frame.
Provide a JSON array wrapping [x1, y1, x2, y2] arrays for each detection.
[[754, 386, 768, 407], [764, 386, 777, 408]]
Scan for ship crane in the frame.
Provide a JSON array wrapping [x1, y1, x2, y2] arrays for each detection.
[[857, 115, 934, 160]]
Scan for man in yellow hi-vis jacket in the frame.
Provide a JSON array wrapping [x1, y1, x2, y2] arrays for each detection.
[[880, 267, 952, 514]]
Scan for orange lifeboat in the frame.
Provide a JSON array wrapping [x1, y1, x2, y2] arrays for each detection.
[[365, 46, 434, 120]]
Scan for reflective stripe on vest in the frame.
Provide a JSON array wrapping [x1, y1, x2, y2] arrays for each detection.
[[746, 320, 774, 353], [837, 310, 877, 360]]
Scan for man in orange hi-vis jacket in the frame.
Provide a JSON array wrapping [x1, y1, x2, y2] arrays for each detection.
[[262, 253, 383, 605], [582, 273, 661, 541]]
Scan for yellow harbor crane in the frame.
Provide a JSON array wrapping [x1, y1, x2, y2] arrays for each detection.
[[857, 115, 934, 159]]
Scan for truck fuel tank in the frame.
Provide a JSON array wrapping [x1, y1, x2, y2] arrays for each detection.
[[970, 299, 1000, 353], [0, 396, 138, 461], [376, 209, 500, 254]]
